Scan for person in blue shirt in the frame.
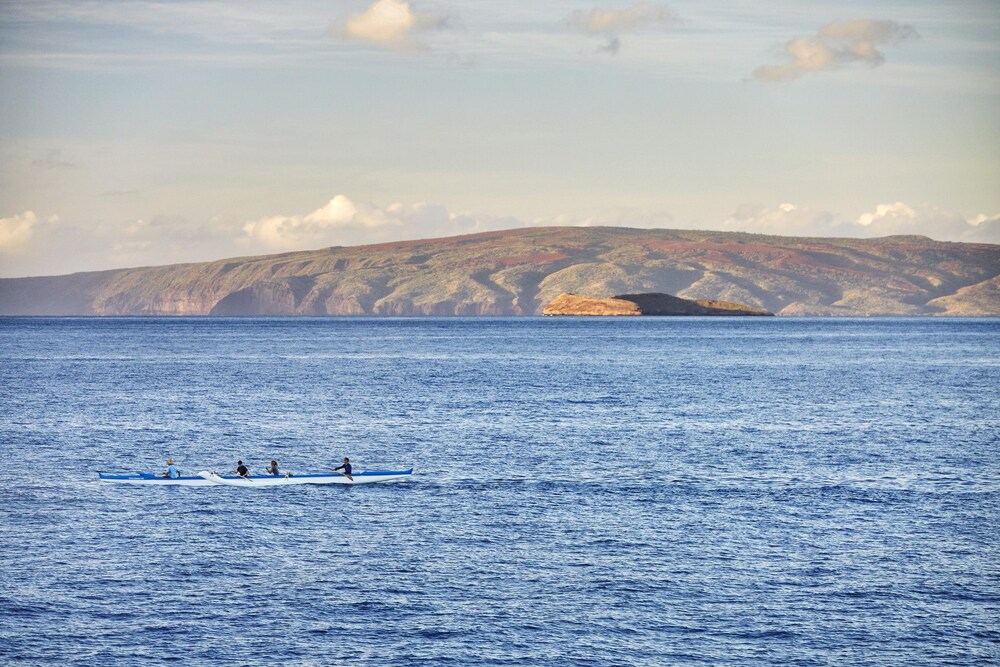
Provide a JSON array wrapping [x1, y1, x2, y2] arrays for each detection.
[[331, 457, 353, 481], [161, 458, 180, 479], [266, 460, 280, 476]]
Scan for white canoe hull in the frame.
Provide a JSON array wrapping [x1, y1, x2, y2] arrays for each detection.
[[98, 473, 215, 486], [98, 469, 412, 486], [197, 471, 412, 486]]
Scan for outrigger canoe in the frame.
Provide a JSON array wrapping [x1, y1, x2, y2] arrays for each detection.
[[98, 469, 413, 486]]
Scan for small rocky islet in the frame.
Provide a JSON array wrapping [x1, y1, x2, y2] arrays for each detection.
[[542, 292, 774, 316]]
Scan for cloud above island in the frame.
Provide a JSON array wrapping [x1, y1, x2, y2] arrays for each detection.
[[723, 202, 998, 243], [0, 211, 48, 254], [568, 3, 678, 55], [753, 19, 917, 82], [2, 196, 997, 278], [335, 0, 448, 51], [240, 195, 523, 252], [854, 202, 999, 243]]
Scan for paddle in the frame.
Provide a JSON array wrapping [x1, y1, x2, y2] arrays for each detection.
[[328, 468, 354, 482]]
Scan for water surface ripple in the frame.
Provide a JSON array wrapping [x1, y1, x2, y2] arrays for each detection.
[[1, 317, 998, 665]]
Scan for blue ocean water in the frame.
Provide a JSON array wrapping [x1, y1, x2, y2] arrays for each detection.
[[0, 317, 998, 666]]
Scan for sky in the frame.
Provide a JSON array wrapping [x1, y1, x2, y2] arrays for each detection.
[[0, 0, 998, 277]]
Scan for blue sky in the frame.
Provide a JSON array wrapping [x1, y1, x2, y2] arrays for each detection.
[[0, 0, 997, 276]]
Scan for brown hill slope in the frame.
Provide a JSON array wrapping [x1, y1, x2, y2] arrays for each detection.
[[1, 226, 998, 316]]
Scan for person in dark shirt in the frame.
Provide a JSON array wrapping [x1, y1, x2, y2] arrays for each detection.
[[234, 460, 250, 478], [331, 457, 353, 481], [266, 460, 280, 476]]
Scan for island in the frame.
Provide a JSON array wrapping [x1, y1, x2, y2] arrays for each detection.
[[542, 292, 774, 316], [1, 226, 997, 316]]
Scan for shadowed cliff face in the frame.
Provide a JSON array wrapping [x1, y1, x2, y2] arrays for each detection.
[[619, 293, 774, 316], [541, 292, 773, 316], [1, 226, 998, 316]]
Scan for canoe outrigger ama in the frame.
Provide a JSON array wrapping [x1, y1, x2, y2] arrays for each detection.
[[97, 469, 414, 487]]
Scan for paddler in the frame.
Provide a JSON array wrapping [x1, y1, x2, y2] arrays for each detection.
[[161, 458, 180, 479], [234, 460, 250, 478], [266, 460, 280, 476], [331, 457, 353, 481]]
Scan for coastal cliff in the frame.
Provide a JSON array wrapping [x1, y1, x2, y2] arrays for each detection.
[[542, 293, 642, 316], [1, 226, 998, 316], [542, 293, 774, 316]]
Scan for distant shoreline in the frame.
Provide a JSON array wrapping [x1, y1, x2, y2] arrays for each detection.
[[1, 226, 997, 316]]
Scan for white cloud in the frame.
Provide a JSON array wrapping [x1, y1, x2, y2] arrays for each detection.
[[753, 19, 916, 82], [337, 0, 447, 51], [966, 215, 1000, 244], [3, 196, 995, 278], [568, 3, 677, 55], [570, 3, 676, 35], [854, 202, 999, 243], [243, 195, 361, 249], [533, 207, 677, 230], [722, 201, 999, 243], [240, 195, 523, 252], [722, 203, 839, 237], [0, 211, 40, 254]]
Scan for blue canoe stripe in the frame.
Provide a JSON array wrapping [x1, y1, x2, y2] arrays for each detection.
[[98, 469, 413, 481]]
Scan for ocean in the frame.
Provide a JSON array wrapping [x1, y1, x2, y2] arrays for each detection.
[[1, 317, 998, 666]]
